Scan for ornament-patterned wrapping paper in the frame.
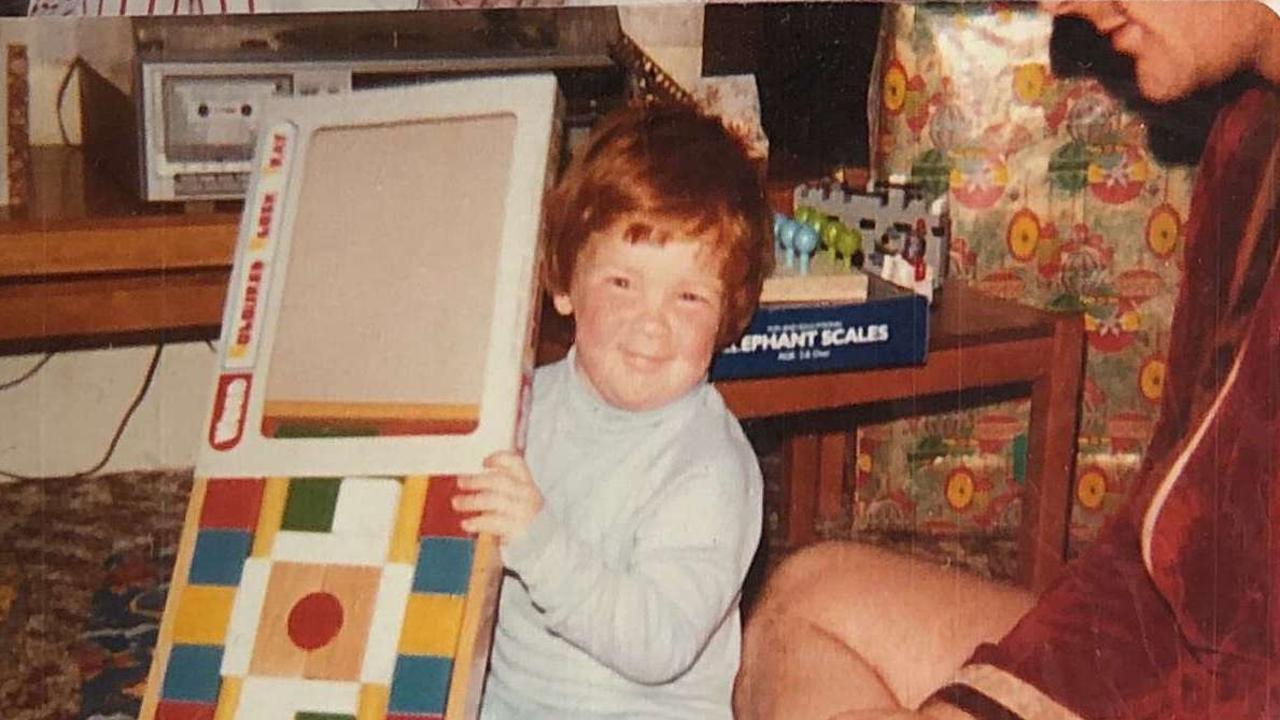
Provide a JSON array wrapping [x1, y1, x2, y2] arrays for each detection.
[[859, 3, 1195, 558], [689, 74, 769, 166]]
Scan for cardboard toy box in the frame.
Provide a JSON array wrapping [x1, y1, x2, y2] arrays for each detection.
[[711, 274, 929, 381], [140, 74, 561, 720]]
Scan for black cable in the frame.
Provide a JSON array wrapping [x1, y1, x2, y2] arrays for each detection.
[[0, 351, 54, 391], [0, 344, 164, 482]]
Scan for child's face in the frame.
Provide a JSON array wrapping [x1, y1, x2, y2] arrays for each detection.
[[554, 225, 725, 412]]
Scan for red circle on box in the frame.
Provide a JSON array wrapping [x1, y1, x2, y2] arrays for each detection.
[[287, 591, 344, 650]]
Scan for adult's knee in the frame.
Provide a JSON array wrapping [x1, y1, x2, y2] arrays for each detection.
[[755, 541, 885, 615]]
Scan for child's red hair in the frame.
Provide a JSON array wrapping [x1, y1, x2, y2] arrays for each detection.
[[543, 102, 774, 349]]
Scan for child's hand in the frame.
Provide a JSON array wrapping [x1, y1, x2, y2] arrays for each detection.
[[454, 450, 544, 545]]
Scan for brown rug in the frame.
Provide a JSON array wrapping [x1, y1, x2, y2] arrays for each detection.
[[0, 469, 191, 720]]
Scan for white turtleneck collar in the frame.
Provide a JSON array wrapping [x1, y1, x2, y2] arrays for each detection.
[[560, 345, 708, 437]]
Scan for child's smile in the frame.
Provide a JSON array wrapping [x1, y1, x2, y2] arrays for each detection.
[[553, 225, 726, 412]]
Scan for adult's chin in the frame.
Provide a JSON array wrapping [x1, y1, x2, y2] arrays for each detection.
[[1135, 66, 1194, 105]]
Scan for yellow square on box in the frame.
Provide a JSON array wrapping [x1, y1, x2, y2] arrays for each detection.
[[399, 593, 466, 656], [172, 584, 236, 645]]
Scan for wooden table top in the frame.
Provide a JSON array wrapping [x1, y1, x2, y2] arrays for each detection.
[[0, 147, 1066, 368]]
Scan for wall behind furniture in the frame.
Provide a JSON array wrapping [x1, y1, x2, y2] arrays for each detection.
[[0, 17, 213, 480], [0, 345, 215, 479], [0, 17, 131, 145], [703, 2, 881, 178]]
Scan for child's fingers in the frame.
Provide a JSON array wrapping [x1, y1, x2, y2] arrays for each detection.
[[456, 473, 504, 493], [452, 487, 504, 514], [482, 451, 534, 483], [459, 514, 517, 537], [456, 455, 542, 543], [454, 472, 527, 505], [453, 485, 535, 516], [456, 473, 515, 491], [455, 493, 527, 537], [482, 449, 522, 469]]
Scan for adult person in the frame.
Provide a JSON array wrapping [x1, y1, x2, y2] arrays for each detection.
[[733, 2, 1280, 718]]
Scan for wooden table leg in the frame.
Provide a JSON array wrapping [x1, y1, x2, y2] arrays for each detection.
[[816, 430, 849, 535], [1019, 313, 1085, 591], [782, 433, 820, 548], [782, 429, 850, 549]]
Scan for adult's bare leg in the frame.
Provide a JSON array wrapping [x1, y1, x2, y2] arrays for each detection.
[[735, 542, 1036, 719], [735, 607, 900, 719]]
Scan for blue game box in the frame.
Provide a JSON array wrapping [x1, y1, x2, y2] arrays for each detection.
[[710, 274, 930, 381]]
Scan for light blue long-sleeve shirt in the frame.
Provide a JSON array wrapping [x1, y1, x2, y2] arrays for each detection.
[[479, 348, 763, 719]]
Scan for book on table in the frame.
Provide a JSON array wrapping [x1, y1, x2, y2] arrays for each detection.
[[712, 272, 929, 381]]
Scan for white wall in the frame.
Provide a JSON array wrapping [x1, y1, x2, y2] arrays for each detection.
[[0, 6, 705, 480], [0, 17, 133, 145], [0, 343, 216, 480], [618, 4, 704, 89]]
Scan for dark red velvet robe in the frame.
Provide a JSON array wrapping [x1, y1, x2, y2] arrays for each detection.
[[936, 84, 1280, 719]]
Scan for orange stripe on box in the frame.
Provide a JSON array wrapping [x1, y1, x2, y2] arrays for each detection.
[[262, 400, 479, 422], [213, 676, 242, 720], [445, 534, 502, 720], [261, 400, 480, 437], [138, 477, 211, 720], [390, 476, 430, 564], [251, 477, 289, 558], [398, 592, 465, 656], [171, 584, 236, 645]]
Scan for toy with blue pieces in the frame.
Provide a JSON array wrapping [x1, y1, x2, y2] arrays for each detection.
[[773, 211, 863, 275], [765, 210, 869, 305], [792, 179, 950, 303]]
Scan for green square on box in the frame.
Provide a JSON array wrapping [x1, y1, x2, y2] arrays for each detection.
[[281, 477, 342, 532]]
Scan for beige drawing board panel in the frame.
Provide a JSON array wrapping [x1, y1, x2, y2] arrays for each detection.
[[262, 115, 514, 440], [141, 75, 560, 720], [200, 74, 557, 479]]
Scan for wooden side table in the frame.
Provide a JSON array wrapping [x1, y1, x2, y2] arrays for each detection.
[[716, 281, 1085, 591], [0, 147, 237, 353]]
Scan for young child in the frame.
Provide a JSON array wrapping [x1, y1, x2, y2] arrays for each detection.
[[453, 102, 775, 719]]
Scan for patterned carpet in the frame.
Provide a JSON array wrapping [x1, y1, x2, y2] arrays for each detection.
[[0, 470, 190, 720]]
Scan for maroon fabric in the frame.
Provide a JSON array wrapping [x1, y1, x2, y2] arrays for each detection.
[[958, 85, 1280, 719]]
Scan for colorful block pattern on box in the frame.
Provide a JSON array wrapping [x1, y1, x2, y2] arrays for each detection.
[[150, 475, 490, 720], [856, 3, 1194, 558]]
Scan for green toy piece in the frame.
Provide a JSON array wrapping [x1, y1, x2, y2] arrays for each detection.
[[821, 219, 845, 259], [834, 226, 863, 269]]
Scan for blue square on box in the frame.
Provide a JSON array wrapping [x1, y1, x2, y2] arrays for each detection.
[[161, 644, 223, 702], [413, 536, 473, 595], [390, 655, 453, 714], [188, 529, 251, 586]]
